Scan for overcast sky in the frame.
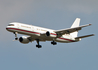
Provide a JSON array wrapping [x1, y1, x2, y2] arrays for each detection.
[[0, 0, 97, 70]]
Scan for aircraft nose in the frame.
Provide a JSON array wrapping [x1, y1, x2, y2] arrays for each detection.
[[6, 27, 8, 30], [6, 27, 9, 30]]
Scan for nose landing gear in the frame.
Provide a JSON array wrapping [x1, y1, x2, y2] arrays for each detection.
[[13, 32, 18, 40]]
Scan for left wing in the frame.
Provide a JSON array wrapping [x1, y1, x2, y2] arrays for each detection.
[[55, 24, 91, 37]]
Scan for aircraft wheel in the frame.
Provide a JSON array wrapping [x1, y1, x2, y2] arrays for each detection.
[[53, 43, 57, 45], [15, 38, 18, 40], [51, 41, 57, 45], [36, 45, 42, 48]]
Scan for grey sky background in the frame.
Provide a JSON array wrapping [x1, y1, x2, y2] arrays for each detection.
[[0, 0, 97, 70]]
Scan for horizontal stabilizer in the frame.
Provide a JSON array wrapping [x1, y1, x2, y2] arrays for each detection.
[[75, 34, 94, 39]]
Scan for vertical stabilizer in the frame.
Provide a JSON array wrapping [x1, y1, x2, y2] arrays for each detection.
[[70, 18, 80, 37]]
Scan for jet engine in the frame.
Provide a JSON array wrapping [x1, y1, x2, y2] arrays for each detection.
[[46, 31, 50, 36], [19, 36, 30, 44], [46, 31, 57, 38]]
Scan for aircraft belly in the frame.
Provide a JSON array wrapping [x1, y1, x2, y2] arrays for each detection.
[[55, 37, 75, 43], [56, 38, 71, 43]]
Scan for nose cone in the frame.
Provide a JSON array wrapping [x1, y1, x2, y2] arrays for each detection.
[[6, 27, 9, 31]]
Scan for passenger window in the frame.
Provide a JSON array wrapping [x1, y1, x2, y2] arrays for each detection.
[[8, 24, 14, 26]]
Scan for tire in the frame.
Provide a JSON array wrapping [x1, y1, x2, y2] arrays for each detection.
[[51, 41, 57, 45], [36, 45, 42, 48]]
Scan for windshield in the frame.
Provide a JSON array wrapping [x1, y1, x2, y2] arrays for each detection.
[[8, 24, 14, 26]]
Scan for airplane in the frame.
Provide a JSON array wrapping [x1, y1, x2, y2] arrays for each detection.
[[6, 18, 94, 48]]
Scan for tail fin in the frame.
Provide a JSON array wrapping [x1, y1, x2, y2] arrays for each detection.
[[70, 18, 80, 37]]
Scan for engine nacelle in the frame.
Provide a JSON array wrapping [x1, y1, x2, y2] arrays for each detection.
[[19, 36, 30, 44], [46, 31, 57, 38]]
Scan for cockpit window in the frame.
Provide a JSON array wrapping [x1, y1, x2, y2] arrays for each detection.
[[8, 24, 14, 26]]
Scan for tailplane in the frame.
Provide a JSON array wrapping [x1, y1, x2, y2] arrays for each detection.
[[70, 18, 80, 37], [75, 34, 94, 39]]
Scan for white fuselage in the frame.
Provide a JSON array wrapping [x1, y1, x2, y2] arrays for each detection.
[[6, 22, 78, 43]]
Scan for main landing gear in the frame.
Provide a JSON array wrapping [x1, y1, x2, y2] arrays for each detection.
[[51, 41, 57, 45], [36, 39, 42, 48], [13, 32, 18, 40], [36, 39, 57, 48]]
